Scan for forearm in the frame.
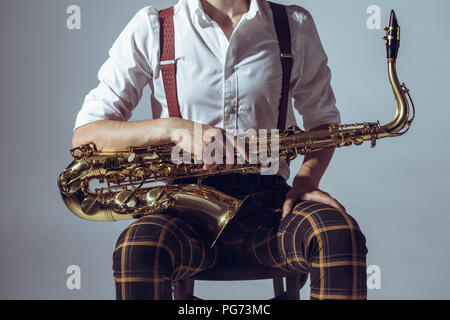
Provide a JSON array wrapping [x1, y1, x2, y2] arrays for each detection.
[[283, 123, 344, 217], [293, 124, 336, 188], [71, 118, 191, 151], [294, 147, 335, 187]]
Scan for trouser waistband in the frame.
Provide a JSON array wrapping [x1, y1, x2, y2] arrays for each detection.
[[173, 173, 286, 188]]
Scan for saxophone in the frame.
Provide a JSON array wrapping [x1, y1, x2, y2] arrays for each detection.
[[58, 10, 414, 247]]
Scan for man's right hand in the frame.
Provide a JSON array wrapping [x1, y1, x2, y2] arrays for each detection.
[[170, 120, 247, 172]]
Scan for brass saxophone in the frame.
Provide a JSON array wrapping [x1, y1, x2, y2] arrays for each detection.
[[58, 10, 414, 247]]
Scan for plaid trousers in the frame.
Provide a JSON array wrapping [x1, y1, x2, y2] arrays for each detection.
[[113, 174, 368, 300]]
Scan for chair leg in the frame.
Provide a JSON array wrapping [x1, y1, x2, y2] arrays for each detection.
[[299, 273, 308, 290], [177, 275, 306, 300], [173, 279, 195, 300], [273, 277, 284, 297], [286, 275, 300, 300], [173, 280, 188, 300], [186, 279, 195, 298]]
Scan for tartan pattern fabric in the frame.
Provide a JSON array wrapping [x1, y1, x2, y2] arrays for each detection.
[[112, 174, 368, 300], [113, 214, 218, 299]]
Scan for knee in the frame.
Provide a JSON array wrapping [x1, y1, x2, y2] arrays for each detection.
[[290, 201, 368, 257], [325, 213, 368, 258]]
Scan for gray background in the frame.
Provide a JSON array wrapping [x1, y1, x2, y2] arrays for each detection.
[[0, 0, 448, 299]]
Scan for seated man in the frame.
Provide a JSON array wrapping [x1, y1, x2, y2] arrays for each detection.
[[72, 0, 368, 300]]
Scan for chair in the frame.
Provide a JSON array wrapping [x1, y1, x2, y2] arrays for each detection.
[[172, 266, 308, 300]]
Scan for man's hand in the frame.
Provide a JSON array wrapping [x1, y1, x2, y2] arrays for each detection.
[[281, 124, 344, 220], [171, 120, 248, 172], [282, 176, 346, 220]]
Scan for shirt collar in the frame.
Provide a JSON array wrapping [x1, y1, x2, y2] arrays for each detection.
[[185, 0, 265, 26]]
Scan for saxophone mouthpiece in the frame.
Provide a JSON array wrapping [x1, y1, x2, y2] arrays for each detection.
[[384, 9, 400, 60]]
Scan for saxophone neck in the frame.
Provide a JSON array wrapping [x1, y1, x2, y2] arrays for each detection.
[[378, 9, 415, 136]]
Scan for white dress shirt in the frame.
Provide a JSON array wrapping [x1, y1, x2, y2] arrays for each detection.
[[74, 0, 341, 180]]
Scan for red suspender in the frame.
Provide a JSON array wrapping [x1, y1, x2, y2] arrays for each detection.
[[157, 3, 293, 129], [158, 7, 182, 118]]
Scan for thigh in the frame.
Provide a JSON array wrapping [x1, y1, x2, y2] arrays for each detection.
[[113, 213, 219, 280], [241, 207, 297, 272], [242, 200, 367, 273]]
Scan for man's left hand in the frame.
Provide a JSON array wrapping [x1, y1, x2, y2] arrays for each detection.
[[282, 176, 346, 220]]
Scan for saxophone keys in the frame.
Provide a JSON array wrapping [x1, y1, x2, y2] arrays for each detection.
[[145, 187, 164, 202], [144, 187, 171, 213], [371, 136, 377, 148], [142, 152, 160, 161], [103, 156, 121, 169], [127, 153, 136, 163], [157, 161, 176, 176], [105, 171, 126, 184], [68, 179, 82, 194], [285, 125, 303, 135], [115, 190, 138, 211], [400, 82, 409, 93], [81, 196, 99, 215], [131, 167, 151, 180]]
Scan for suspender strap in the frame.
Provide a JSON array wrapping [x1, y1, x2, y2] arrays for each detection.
[[269, 1, 293, 130], [158, 4, 293, 128], [158, 7, 182, 118]]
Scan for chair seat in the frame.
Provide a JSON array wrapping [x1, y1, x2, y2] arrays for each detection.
[[173, 264, 308, 300], [173, 265, 309, 300], [190, 266, 302, 281]]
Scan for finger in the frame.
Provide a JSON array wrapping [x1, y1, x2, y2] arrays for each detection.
[[202, 129, 221, 168], [202, 150, 217, 171], [321, 195, 345, 213], [192, 140, 204, 164], [326, 198, 346, 214], [234, 135, 249, 164], [208, 163, 218, 173], [223, 131, 236, 168], [205, 143, 219, 172], [312, 192, 347, 214], [282, 192, 297, 220], [334, 201, 346, 214]]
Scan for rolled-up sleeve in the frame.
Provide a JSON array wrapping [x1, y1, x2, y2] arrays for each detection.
[[74, 7, 155, 130], [289, 8, 341, 132]]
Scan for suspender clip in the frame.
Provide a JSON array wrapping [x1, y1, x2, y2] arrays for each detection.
[[160, 59, 176, 66], [280, 53, 293, 59]]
